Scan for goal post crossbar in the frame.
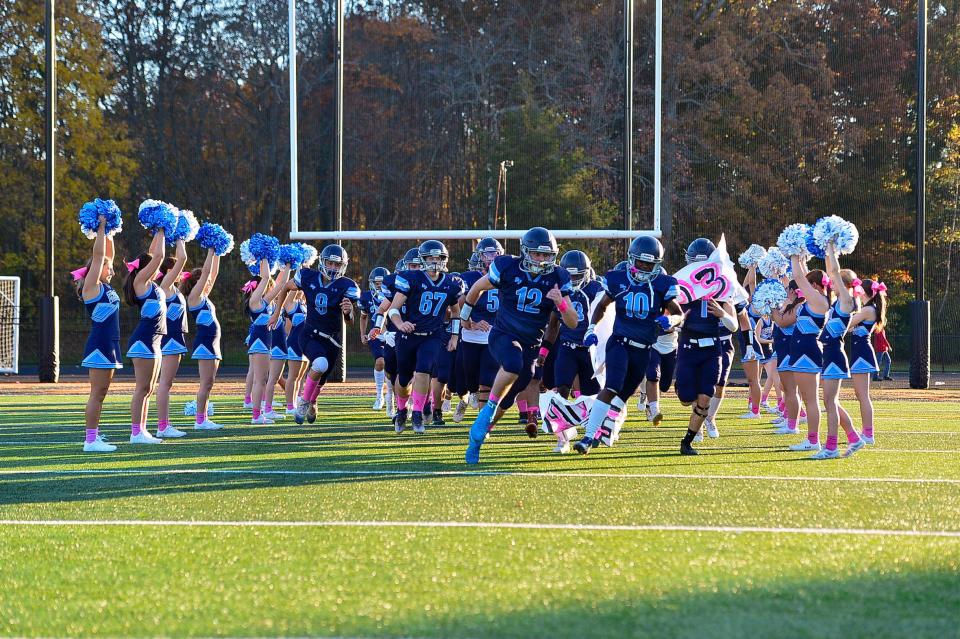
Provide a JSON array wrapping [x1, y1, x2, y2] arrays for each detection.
[[290, 229, 661, 242]]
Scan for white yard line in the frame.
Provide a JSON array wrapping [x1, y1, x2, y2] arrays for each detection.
[[1, 468, 960, 485], [0, 519, 958, 538]]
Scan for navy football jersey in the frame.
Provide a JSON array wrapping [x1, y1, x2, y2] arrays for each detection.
[[582, 279, 605, 303], [557, 288, 592, 343], [294, 268, 361, 336], [682, 298, 742, 338], [359, 290, 381, 318], [393, 270, 465, 334], [461, 269, 499, 325], [488, 255, 573, 344], [602, 270, 679, 344]]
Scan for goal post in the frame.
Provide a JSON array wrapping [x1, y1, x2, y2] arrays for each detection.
[[0, 277, 21, 374], [290, 230, 661, 241]]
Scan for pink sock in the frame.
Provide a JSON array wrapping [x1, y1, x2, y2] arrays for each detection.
[[825, 435, 838, 450], [196, 414, 206, 425], [307, 383, 323, 403], [131, 422, 142, 436], [778, 399, 785, 413], [800, 408, 807, 418], [846, 429, 860, 444], [761, 393, 769, 404], [517, 400, 528, 414], [245, 394, 252, 404], [287, 403, 295, 411], [265, 403, 273, 413], [606, 408, 619, 419], [396, 394, 408, 411], [787, 418, 797, 431], [807, 431, 819, 445], [751, 404, 760, 416], [411, 391, 428, 412], [572, 390, 581, 398], [862, 424, 873, 437], [488, 393, 500, 404], [157, 419, 169, 433], [252, 408, 261, 420], [303, 377, 318, 403], [85, 428, 98, 444]]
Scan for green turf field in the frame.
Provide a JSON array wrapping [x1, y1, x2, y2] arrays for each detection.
[[1, 391, 959, 638]]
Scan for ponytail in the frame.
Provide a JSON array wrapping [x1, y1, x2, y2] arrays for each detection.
[[861, 278, 888, 330], [123, 253, 152, 306], [181, 268, 203, 298]]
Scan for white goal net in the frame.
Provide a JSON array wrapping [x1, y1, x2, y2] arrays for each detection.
[[0, 277, 20, 374]]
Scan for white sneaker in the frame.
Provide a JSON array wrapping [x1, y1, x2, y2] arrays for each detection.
[[843, 439, 866, 458], [263, 410, 284, 421], [252, 415, 275, 425], [771, 416, 786, 425], [373, 396, 385, 411], [693, 430, 703, 443], [413, 422, 426, 435], [705, 420, 720, 439], [469, 394, 479, 409], [130, 430, 163, 444], [453, 400, 468, 423], [83, 439, 117, 452], [294, 397, 309, 424], [286, 408, 297, 416], [789, 440, 821, 452], [761, 401, 777, 414], [739, 412, 760, 420], [774, 425, 799, 435], [553, 441, 571, 454], [810, 447, 840, 460], [157, 426, 187, 438], [645, 405, 655, 422], [861, 434, 875, 445], [638, 396, 647, 413], [442, 398, 452, 413], [194, 419, 223, 430], [243, 400, 253, 409], [386, 401, 396, 419]]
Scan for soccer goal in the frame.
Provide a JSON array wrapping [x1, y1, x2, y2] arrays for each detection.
[[284, 0, 664, 243], [0, 277, 20, 374]]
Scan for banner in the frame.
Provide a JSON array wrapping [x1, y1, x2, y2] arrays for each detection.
[[671, 235, 749, 305]]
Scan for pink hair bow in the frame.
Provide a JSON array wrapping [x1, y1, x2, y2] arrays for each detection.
[[795, 289, 805, 299], [241, 280, 258, 293], [70, 266, 89, 282], [125, 258, 140, 273], [821, 275, 831, 288], [180, 271, 192, 282], [849, 278, 865, 298], [872, 281, 887, 294]]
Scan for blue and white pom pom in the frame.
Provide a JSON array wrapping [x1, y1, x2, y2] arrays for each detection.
[[196, 223, 235, 256], [78, 198, 123, 239], [239, 239, 255, 265], [812, 215, 859, 256], [751, 280, 789, 316], [279, 243, 306, 268], [758, 247, 789, 279], [247, 233, 281, 264], [137, 199, 178, 237], [777, 223, 811, 258], [297, 243, 318, 268], [168, 209, 200, 244], [247, 260, 279, 277], [738, 244, 767, 268], [804, 226, 826, 259]]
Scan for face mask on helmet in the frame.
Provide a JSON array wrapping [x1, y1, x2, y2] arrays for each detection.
[[322, 258, 346, 281], [422, 254, 448, 273], [369, 277, 383, 292], [628, 256, 661, 284], [567, 269, 587, 290], [479, 248, 501, 270], [522, 247, 557, 275]]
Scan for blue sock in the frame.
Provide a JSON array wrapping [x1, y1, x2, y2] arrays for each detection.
[[469, 403, 496, 442]]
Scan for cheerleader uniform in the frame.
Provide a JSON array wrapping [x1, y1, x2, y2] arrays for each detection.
[[786, 303, 825, 374], [740, 306, 764, 363], [246, 299, 273, 355], [81, 283, 123, 369], [269, 313, 288, 361], [160, 290, 189, 356], [757, 316, 775, 364], [285, 300, 308, 362], [189, 297, 222, 360], [774, 323, 794, 372], [126, 282, 167, 359], [820, 301, 852, 380], [849, 319, 879, 375]]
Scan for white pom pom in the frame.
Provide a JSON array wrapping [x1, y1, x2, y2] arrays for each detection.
[[751, 280, 788, 316], [738, 244, 767, 268], [812, 215, 859, 255], [239, 239, 255, 265], [758, 247, 789, 279], [777, 224, 810, 257]]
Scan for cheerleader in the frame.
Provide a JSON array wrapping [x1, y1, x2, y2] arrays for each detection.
[[771, 282, 802, 435], [154, 239, 189, 438], [848, 279, 886, 444], [738, 263, 764, 419], [282, 289, 309, 416], [784, 256, 830, 454], [262, 265, 292, 420], [244, 259, 275, 424], [124, 228, 168, 444], [815, 242, 864, 458], [754, 311, 782, 414], [77, 214, 121, 452], [185, 246, 224, 430]]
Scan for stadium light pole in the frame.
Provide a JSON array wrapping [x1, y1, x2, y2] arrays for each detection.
[[910, 0, 930, 389], [623, 0, 634, 236], [335, 0, 347, 383], [39, 0, 60, 383]]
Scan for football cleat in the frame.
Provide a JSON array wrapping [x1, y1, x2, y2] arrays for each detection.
[[525, 412, 539, 438], [453, 400, 468, 423], [432, 409, 445, 426], [693, 430, 703, 443], [294, 397, 308, 425], [573, 436, 594, 455], [306, 402, 317, 424], [395, 408, 409, 432], [372, 396, 385, 411], [705, 420, 720, 439], [680, 440, 699, 456]]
